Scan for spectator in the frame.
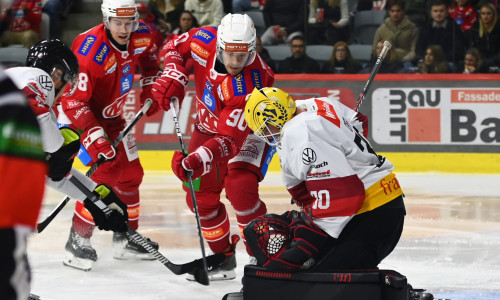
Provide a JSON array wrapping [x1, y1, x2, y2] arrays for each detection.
[[322, 41, 362, 73], [448, 0, 477, 32], [256, 36, 277, 72], [405, 0, 431, 29], [42, 0, 72, 39], [0, 0, 42, 48], [260, 0, 306, 45], [148, 0, 184, 33], [416, 0, 466, 65], [184, 0, 224, 26], [170, 10, 199, 35], [307, 0, 350, 45], [363, 39, 404, 73], [277, 35, 321, 73], [456, 47, 488, 73], [138, 2, 165, 53], [373, 1, 419, 63], [232, 0, 250, 13], [466, 1, 500, 69], [417, 44, 450, 73]]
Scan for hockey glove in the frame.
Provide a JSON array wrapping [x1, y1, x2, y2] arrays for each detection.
[[46, 127, 80, 181], [84, 184, 128, 232], [140, 72, 161, 116], [264, 210, 329, 271], [81, 126, 116, 162], [152, 63, 189, 112], [171, 146, 213, 182]]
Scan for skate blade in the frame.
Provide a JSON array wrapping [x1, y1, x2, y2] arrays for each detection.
[[186, 269, 236, 282], [113, 249, 156, 261], [63, 252, 93, 271]]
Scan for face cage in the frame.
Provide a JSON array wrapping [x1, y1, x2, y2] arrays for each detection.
[[254, 118, 283, 147], [51, 67, 78, 97]]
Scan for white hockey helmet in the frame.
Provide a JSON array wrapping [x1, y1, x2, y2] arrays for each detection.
[[216, 13, 257, 68], [101, 0, 139, 31]]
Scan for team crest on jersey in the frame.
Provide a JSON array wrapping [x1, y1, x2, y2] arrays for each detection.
[[302, 148, 317, 165], [232, 73, 247, 96], [121, 74, 133, 94], [37, 75, 53, 91], [102, 94, 127, 119], [78, 35, 96, 56], [122, 64, 131, 75], [250, 70, 262, 90], [202, 88, 216, 112], [191, 51, 207, 67], [190, 42, 210, 59], [193, 29, 215, 44], [93, 42, 109, 65]]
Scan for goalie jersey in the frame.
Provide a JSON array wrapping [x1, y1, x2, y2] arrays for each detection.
[[278, 97, 403, 238]]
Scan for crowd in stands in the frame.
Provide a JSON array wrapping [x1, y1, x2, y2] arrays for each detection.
[[1, 0, 499, 74]]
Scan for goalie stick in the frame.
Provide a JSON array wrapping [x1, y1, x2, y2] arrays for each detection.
[[67, 175, 224, 285], [170, 98, 210, 285], [354, 40, 392, 112], [36, 99, 153, 233]]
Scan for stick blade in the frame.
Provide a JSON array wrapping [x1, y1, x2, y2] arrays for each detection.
[[193, 268, 210, 286]]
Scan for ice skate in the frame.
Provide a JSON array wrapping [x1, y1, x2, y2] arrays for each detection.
[[187, 235, 239, 282], [112, 232, 159, 260], [63, 227, 97, 271]]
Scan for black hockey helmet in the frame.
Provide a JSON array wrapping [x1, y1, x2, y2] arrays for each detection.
[[26, 39, 79, 97]]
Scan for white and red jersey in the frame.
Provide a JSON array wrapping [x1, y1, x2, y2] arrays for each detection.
[[161, 26, 275, 161], [6, 66, 97, 202], [59, 21, 159, 138], [279, 97, 403, 238]]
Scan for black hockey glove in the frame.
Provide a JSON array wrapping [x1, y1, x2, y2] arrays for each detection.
[[46, 128, 80, 181], [84, 184, 128, 232], [264, 210, 330, 271]]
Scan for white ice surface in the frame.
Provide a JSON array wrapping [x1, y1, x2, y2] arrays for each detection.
[[28, 172, 500, 300]]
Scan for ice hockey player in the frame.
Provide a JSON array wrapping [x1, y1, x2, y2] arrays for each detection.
[[243, 87, 406, 272], [152, 13, 275, 280], [56, 0, 161, 270], [6, 39, 130, 272]]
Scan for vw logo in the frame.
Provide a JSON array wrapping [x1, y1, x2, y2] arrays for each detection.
[[302, 148, 317, 165]]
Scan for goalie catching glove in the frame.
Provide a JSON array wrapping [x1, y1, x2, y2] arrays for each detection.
[[244, 210, 330, 271], [83, 184, 128, 232], [171, 146, 213, 181], [151, 63, 189, 112], [46, 127, 80, 181]]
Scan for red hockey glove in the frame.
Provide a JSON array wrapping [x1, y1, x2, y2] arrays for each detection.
[[140, 73, 161, 116], [171, 146, 213, 182], [81, 126, 116, 162], [152, 63, 189, 112]]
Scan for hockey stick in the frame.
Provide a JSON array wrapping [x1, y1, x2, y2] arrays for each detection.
[[354, 40, 392, 112], [67, 175, 224, 285], [36, 99, 153, 233], [170, 98, 210, 286]]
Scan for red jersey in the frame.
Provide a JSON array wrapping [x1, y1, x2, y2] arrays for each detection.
[[448, 5, 477, 32], [7, 0, 42, 34], [59, 21, 159, 138], [161, 26, 275, 158]]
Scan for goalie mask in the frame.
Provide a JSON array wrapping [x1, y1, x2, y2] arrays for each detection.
[[101, 0, 140, 32], [26, 39, 79, 105], [244, 87, 296, 146], [216, 13, 257, 70]]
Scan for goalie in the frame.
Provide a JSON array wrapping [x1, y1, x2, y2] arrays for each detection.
[[243, 87, 406, 272]]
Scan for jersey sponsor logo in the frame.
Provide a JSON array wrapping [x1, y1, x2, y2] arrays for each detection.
[[202, 227, 225, 240], [302, 148, 317, 164], [122, 64, 131, 75], [191, 51, 207, 67], [313, 161, 328, 168], [37, 75, 53, 91], [102, 94, 127, 118], [217, 85, 224, 101], [251, 70, 262, 90], [202, 88, 216, 111], [120, 73, 133, 94], [307, 169, 331, 179], [205, 81, 213, 93], [134, 46, 146, 55], [93, 42, 110, 65], [193, 28, 215, 44], [78, 35, 96, 56], [224, 43, 248, 52], [221, 78, 231, 100], [116, 7, 136, 17], [135, 23, 150, 33], [133, 37, 150, 48], [190, 42, 210, 59], [104, 53, 117, 74], [238, 139, 260, 159], [73, 106, 89, 120], [232, 73, 247, 96], [315, 99, 340, 127]]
